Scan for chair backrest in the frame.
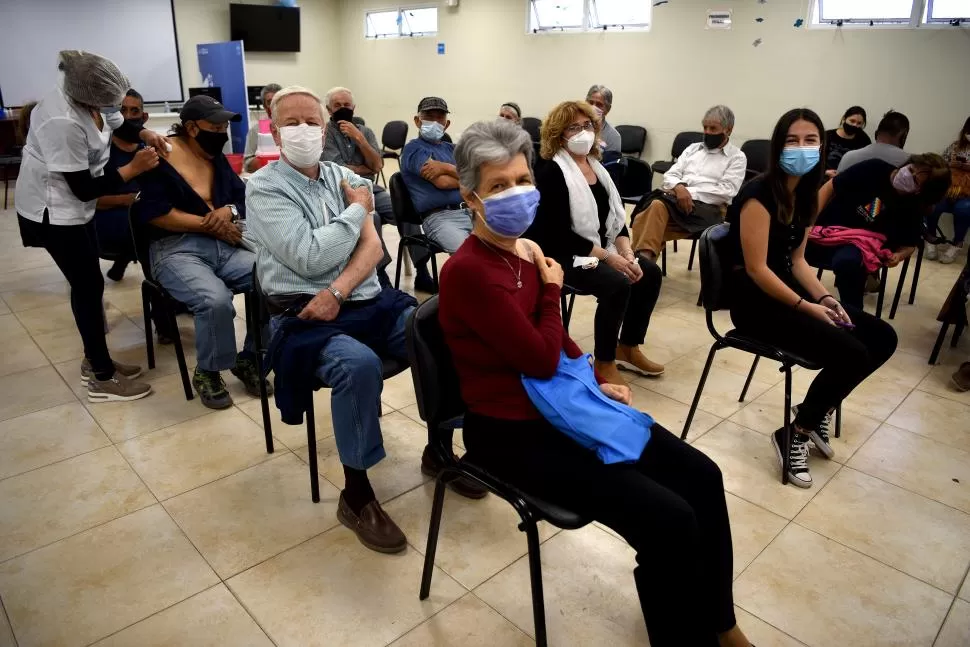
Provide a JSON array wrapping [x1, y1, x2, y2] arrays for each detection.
[[389, 172, 424, 226], [127, 193, 157, 283], [405, 295, 466, 430], [671, 131, 704, 159], [616, 157, 653, 198], [616, 125, 647, 157], [381, 120, 409, 151], [697, 222, 733, 312], [521, 117, 542, 143], [740, 139, 771, 176]]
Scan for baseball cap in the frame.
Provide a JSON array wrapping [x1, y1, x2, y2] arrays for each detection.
[[179, 95, 241, 124], [417, 97, 449, 114]]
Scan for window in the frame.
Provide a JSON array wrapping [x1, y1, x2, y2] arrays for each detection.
[[365, 6, 437, 38], [815, 0, 916, 24], [925, 0, 970, 22], [529, 0, 651, 33]]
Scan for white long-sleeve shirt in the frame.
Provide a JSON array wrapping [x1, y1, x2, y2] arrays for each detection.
[[661, 141, 747, 206]]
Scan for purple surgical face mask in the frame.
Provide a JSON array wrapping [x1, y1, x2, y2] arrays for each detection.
[[892, 165, 918, 194]]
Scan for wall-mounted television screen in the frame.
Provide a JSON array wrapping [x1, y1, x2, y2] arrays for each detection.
[[230, 4, 300, 53]]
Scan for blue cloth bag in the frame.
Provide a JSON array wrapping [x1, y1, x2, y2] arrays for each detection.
[[522, 351, 653, 464]]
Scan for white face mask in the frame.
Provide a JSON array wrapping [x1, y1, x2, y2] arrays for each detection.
[[566, 129, 595, 156], [279, 123, 323, 168], [102, 108, 124, 130]]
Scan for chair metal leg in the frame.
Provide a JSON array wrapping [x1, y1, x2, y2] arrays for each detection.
[[249, 298, 274, 455], [908, 243, 924, 305], [929, 322, 951, 365], [419, 476, 448, 600], [875, 266, 888, 319], [781, 366, 792, 486], [660, 243, 667, 277], [682, 342, 719, 440], [167, 305, 193, 401], [834, 405, 842, 439], [888, 256, 910, 320], [673, 240, 678, 253], [952, 322, 965, 348], [687, 239, 698, 271], [306, 405, 320, 503], [561, 292, 577, 332], [430, 251, 440, 290], [524, 519, 548, 647], [739, 356, 760, 402], [816, 267, 824, 280], [141, 286, 155, 370], [696, 289, 702, 307], [394, 240, 406, 289]]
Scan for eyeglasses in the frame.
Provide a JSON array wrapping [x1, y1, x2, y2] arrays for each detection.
[[564, 121, 594, 136]]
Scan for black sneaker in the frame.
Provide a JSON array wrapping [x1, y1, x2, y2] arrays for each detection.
[[791, 406, 835, 459], [106, 260, 129, 282], [230, 355, 274, 397], [771, 427, 813, 488], [192, 368, 233, 409]]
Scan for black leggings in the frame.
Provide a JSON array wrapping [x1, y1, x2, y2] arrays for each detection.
[[563, 256, 662, 361], [464, 414, 734, 647], [19, 214, 113, 378], [730, 276, 898, 429]]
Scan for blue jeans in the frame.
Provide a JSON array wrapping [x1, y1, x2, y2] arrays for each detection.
[[151, 234, 256, 372], [422, 208, 473, 253], [928, 197, 970, 246]]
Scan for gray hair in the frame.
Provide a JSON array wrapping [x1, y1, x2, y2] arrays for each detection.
[[455, 120, 535, 191], [704, 105, 735, 130], [324, 86, 354, 108], [269, 85, 324, 126], [260, 83, 282, 106], [586, 84, 613, 109]]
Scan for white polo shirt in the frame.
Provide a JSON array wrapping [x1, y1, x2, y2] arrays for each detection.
[[15, 86, 112, 226]]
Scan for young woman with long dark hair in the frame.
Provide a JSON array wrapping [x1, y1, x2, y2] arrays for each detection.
[[725, 108, 898, 488]]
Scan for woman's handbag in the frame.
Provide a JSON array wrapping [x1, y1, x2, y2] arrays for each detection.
[[522, 351, 654, 464]]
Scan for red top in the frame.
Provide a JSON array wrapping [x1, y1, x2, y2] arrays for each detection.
[[439, 235, 588, 420]]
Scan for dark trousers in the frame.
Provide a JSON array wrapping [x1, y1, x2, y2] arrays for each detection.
[[20, 214, 113, 376], [804, 243, 867, 309], [563, 257, 662, 361], [464, 414, 734, 647], [730, 276, 898, 429]]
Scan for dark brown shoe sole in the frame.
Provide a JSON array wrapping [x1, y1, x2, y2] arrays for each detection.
[[420, 462, 489, 500], [336, 503, 407, 554]]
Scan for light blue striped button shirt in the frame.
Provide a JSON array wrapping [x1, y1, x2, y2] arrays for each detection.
[[245, 159, 381, 301]]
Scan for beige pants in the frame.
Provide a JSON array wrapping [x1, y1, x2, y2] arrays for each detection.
[[630, 200, 690, 256]]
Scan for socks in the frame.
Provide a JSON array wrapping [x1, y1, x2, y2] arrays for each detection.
[[342, 465, 376, 515]]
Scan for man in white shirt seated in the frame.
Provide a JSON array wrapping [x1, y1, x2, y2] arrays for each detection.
[[837, 110, 910, 172], [630, 105, 747, 261]]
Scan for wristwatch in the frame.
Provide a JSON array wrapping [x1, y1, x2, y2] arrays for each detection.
[[227, 204, 239, 221], [327, 286, 345, 305]]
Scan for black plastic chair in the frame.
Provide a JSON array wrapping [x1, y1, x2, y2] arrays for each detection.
[[616, 125, 647, 158], [379, 120, 408, 187], [249, 270, 408, 501], [559, 284, 589, 333], [651, 131, 703, 176], [405, 296, 590, 647], [521, 117, 542, 143], [615, 158, 653, 207], [814, 264, 890, 319], [740, 139, 771, 180], [389, 172, 446, 291], [128, 195, 194, 400], [682, 224, 842, 486]]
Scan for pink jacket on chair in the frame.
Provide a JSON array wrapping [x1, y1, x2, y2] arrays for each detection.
[[808, 226, 894, 272]]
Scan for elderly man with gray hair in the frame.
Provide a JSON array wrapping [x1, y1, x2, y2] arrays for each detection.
[[586, 84, 622, 156], [630, 104, 747, 261], [243, 83, 282, 172]]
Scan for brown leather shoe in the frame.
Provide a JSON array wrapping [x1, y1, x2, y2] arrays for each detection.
[[616, 344, 665, 377], [952, 362, 970, 392], [337, 493, 407, 554], [593, 360, 627, 386], [421, 445, 488, 500]]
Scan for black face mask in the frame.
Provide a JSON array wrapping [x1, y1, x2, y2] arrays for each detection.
[[842, 123, 862, 137], [193, 129, 229, 157], [331, 107, 354, 123], [703, 132, 725, 149], [113, 119, 147, 144]]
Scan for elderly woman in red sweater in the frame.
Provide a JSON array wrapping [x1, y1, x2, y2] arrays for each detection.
[[438, 119, 752, 647]]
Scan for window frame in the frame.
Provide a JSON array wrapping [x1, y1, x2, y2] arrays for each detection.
[[364, 5, 439, 39], [810, 0, 970, 28], [527, 0, 652, 35], [924, 0, 970, 23]]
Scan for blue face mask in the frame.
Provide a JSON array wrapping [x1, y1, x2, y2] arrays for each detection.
[[420, 120, 445, 142], [474, 185, 540, 238], [779, 146, 820, 176]]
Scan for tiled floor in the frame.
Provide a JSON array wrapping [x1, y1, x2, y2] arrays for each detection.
[[0, 190, 969, 647]]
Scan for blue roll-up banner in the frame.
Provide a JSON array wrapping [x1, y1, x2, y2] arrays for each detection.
[[196, 41, 249, 154]]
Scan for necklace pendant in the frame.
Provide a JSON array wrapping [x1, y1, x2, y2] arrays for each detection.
[[516, 280, 523, 289]]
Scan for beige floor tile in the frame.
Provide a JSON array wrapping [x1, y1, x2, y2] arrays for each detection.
[[475, 525, 648, 645], [574, 334, 684, 368], [732, 606, 806, 647], [917, 363, 970, 407], [734, 524, 951, 647], [0, 402, 109, 480], [299, 411, 431, 503], [886, 390, 970, 452], [235, 387, 336, 451], [0, 314, 27, 339], [728, 384, 882, 463], [164, 453, 340, 578], [119, 408, 273, 500], [0, 446, 155, 562], [848, 424, 970, 514], [629, 383, 722, 440], [639, 312, 713, 357], [0, 365, 76, 423], [389, 594, 533, 647], [227, 525, 466, 647], [0, 505, 218, 647], [82, 372, 212, 443], [936, 599, 970, 647], [0, 333, 48, 379], [382, 368, 417, 411], [14, 303, 122, 337], [0, 601, 15, 647], [0, 298, 9, 317], [691, 421, 841, 519], [726, 493, 788, 579], [103, 287, 149, 321], [841, 373, 915, 421], [0, 265, 71, 295], [92, 585, 273, 647], [796, 467, 970, 593], [383, 481, 558, 589], [872, 347, 935, 389], [961, 572, 970, 601], [32, 316, 146, 364], [640, 355, 775, 419]]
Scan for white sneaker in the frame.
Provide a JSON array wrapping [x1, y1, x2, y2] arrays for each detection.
[[771, 427, 813, 488], [940, 244, 962, 265], [925, 243, 938, 261]]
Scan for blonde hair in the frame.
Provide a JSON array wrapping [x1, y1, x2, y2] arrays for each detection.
[[270, 85, 324, 126], [539, 100, 602, 160]]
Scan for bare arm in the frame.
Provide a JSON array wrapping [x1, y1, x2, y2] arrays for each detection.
[[791, 223, 830, 301], [430, 175, 459, 189], [151, 208, 206, 233], [96, 193, 137, 210], [330, 213, 384, 297], [739, 200, 807, 307]]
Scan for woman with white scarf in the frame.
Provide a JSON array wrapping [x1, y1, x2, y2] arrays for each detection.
[[526, 101, 664, 385]]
